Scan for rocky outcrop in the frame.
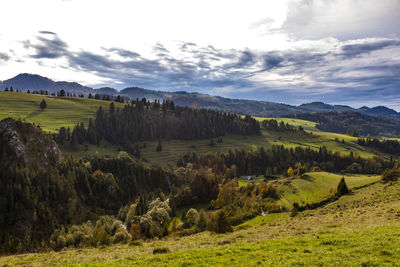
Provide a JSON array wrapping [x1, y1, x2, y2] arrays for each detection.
[[0, 118, 62, 167]]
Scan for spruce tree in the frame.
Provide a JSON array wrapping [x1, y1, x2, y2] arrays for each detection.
[[337, 177, 349, 196], [40, 99, 47, 109]]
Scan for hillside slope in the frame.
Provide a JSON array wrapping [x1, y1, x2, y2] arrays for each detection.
[[0, 92, 391, 164], [2, 177, 398, 266], [0, 92, 123, 132]]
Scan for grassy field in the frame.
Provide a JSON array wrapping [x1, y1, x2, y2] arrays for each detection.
[[0, 92, 390, 166], [69, 127, 385, 167], [0, 91, 123, 132], [236, 171, 380, 209], [273, 172, 380, 209], [2, 178, 399, 266], [255, 117, 319, 131], [137, 129, 385, 167]]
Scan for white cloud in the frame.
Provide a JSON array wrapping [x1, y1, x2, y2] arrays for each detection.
[[282, 0, 400, 40], [0, 0, 399, 109]]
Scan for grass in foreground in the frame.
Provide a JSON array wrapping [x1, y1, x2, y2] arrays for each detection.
[[2, 180, 399, 266]]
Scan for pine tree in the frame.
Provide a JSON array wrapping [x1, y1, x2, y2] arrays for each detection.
[[337, 177, 349, 196], [71, 130, 79, 150], [40, 99, 47, 109]]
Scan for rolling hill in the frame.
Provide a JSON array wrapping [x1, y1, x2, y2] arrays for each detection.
[[0, 91, 394, 166], [1, 73, 399, 118], [0, 91, 124, 132], [1, 174, 398, 266]]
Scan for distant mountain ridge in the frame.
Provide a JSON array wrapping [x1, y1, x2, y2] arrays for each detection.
[[0, 73, 93, 94], [1, 73, 399, 118]]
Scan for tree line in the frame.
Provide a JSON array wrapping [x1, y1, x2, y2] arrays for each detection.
[[358, 137, 400, 156], [286, 112, 400, 137], [179, 145, 394, 177], [55, 100, 260, 148]]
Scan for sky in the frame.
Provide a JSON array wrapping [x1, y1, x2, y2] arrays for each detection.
[[0, 0, 399, 110]]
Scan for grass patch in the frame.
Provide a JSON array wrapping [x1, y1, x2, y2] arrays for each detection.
[[276, 172, 380, 209]]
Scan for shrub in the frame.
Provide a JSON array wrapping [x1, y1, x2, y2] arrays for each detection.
[[290, 202, 300, 217], [213, 210, 232, 233], [129, 240, 143, 247], [153, 247, 170, 254], [184, 208, 198, 228], [195, 209, 207, 231], [382, 168, 400, 183], [112, 228, 131, 244], [99, 231, 111, 246], [149, 221, 161, 238], [56, 235, 66, 250], [310, 166, 321, 172], [129, 223, 141, 240]]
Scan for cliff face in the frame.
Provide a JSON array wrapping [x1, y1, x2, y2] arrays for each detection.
[[0, 118, 62, 167]]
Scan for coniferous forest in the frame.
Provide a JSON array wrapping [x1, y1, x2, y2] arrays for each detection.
[[55, 99, 260, 148]]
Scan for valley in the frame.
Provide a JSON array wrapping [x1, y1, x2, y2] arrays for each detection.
[[0, 91, 399, 266]]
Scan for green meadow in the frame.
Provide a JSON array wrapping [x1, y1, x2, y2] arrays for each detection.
[[274, 171, 380, 209], [0, 91, 123, 133], [135, 129, 386, 167]]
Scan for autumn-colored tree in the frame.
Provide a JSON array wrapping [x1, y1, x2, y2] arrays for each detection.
[[287, 167, 294, 177], [129, 224, 141, 240]]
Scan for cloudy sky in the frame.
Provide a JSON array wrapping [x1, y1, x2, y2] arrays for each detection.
[[0, 0, 399, 110]]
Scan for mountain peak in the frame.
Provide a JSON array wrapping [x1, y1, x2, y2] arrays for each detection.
[[1, 73, 92, 93]]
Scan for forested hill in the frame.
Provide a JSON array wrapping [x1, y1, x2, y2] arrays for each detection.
[[0, 117, 179, 253], [57, 99, 260, 148], [287, 112, 400, 137], [2, 73, 399, 118]]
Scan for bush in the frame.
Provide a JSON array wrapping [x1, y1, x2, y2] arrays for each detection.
[[129, 240, 143, 247], [290, 202, 300, 217], [99, 231, 111, 246], [310, 166, 321, 172], [153, 247, 170, 254], [129, 223, 141, 240], [382, 168, 400, 183], [56, 235, 66, 250], [184, 208, 198, 228], [195, 209, 207, 231], [213, 210, 232, 233], [112, 228, 131, 244]]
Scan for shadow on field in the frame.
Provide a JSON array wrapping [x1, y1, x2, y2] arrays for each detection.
[[300, 174, 315, 181], [26, 109, 44, 119]]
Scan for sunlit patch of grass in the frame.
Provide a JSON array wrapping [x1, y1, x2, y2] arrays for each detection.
[[0, 91, 124, 133]]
